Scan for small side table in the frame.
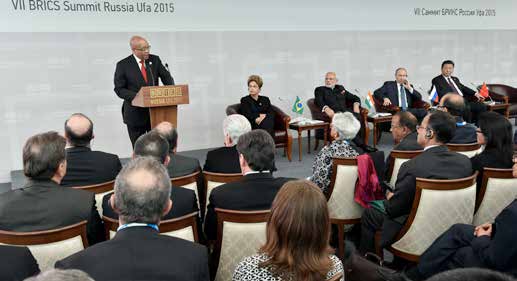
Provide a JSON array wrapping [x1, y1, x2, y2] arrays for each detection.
[[289, 122, 329, 161], [486, 102, 510, 118], [366, 114, 393, 148]]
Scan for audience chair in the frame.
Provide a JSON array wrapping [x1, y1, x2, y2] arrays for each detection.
[[446, 143, 482, 158], [483, 84, 515, 119], [102, 212, 199, 242], [226, 103, 293, 161], [0, 221, 88, 271], [387, 173, 477, 262], [72, 180, 115, 222], [307, 98, 369, 149], [171, 170, 202, 209], [202, 171, 243, 216], [386, 150, 423, 188], [473, 168, 517, 225], [327, 157, 363, 260], [212, 209, 269, 281]]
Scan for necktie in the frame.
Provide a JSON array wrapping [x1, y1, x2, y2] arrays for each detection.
[[400, 84, 407, 110], [140, 60, 148, 84], [447, 77, 459, 94]]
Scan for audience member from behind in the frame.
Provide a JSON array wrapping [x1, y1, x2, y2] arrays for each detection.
[[438, 93, 477, 144], [102, 131, 198, 222], [0, 245, 39, 280], [471, 111, 513, 188], [204, 114, 251, 173], [25, 269, 94, 281], [205, 129, 292, 240], [240, 75, 276, 137], [425, 268, 517, 281], [0, 131, 104, 245], [311, 112, 360, 194], [153, 121, 201, 177], [390, 111, 422, 150], [233, 180, 344, 281], [60, 113, 122, 187], [56, 157, 209, 281], [359, 111, 472, 254]]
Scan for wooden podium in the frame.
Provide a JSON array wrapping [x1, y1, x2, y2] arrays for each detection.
[[132, 85, 189, 128]]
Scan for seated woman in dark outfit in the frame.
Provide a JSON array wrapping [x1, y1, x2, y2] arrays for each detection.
[[240, 75, 275, 137]]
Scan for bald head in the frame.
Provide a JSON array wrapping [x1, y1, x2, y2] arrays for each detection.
[[440, 93, 465, 117], [130, 35, 150, 60], [64, 113, 93, 147], [153, 122, 177, 153]]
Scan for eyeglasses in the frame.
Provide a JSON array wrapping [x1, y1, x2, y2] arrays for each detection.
[[476, 129, 483, 134], [135, 46, 151, 51], [390, 124, 402, 129]]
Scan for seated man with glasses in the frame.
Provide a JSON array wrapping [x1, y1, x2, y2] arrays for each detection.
[[359, 111, 472, 254]]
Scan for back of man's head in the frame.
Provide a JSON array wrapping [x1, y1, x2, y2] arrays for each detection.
[[428, 111, 456, 144], [25, 269, 94, 281], [153, 122, 177, 153], [23, 131, 66, 180], [236, 129, 275, 172], [64, 113, 94, 147], [223, 114, 252, 145], [441, 93, 465, 117], [426, 268, 516, 281], [113, 157, 171, 224], [396, 111, 418, 132], [134, 131, 169, 164]]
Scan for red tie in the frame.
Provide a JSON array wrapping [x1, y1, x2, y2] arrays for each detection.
[[140, 60, 148, 84]]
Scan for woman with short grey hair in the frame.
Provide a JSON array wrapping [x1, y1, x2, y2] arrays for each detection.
[[311, 112, 360, 193], [223, 114, 252, 146]]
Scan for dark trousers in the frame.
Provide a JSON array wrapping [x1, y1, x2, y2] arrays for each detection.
[[359, 207, 404, 254], [413, 224, 483, 280], [127, 122, 151, 148]]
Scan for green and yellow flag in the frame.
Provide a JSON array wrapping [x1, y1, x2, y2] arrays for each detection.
[[292, 96, 304, 114]]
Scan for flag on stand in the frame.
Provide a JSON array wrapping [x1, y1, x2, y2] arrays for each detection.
[[292, 96, 304, 114], [364, 91, 375, 111], [479, 82, 489, 98], [429, 85, 439, 104]]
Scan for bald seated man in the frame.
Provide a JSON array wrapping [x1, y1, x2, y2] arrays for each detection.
[[60, 113, 122, 187], [153, 122, 201, 177], [438, 93, 477, 144], [114, 35, 174, 147]]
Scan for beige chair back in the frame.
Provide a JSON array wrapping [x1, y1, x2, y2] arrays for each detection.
[[473, 168, 517, 225], [0, 221, 88, 271], [386, 150, 423, 187], [103, 212, 199, 242], [171, 171, 201, 209], [73, 180, 115, 217], [327, 157, 362, 221], [447, 143, 482, 158], [390, 173, 477, 261], [213, 209, 269, 281], [203, 171, 243, 214]]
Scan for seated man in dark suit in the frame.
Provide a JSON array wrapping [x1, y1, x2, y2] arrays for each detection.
[[384, 199, 517, 280], [438, 93, 477, 144], [314, 72, 367, 146], [102, 131, 198, 222], [0, 245, 39, 280], [374, 67, 427, 121], [359, 111, 473, 253], [57, 157, 209, 281], [431, 60, 486, 124], [0, 132, 104, 245], [153, 121, 200, 178], [60, 113, 122, 187], [205, 129, 292, 240], [204, 114, 251, 173]]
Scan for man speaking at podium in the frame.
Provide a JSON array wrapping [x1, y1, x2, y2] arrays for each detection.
[[114, 36, 174, 147]]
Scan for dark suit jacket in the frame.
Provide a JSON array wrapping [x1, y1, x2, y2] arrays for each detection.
[[449, 116, 478, 144], [167, 153, 200, 178], [102, 185, 198, 221], [471, 147, 513, 189], [0, 179, 104, 245], [314, 85, 361, 113], [203, 145, 241, 173], [385, 146, 472, 219], [114, 54, 174, 126], [56, 226, 209, 281], [0, 245, 39, 281], [373, 81, 422, 108], [205, 173, 292, 240], [239, 95, 275, 130], [60, 146, 122, 188], [431, 75, 476, 100], [394, 131, 422, 151]]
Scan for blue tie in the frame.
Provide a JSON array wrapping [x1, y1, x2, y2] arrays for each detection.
[[400, 84, 408, 110]]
